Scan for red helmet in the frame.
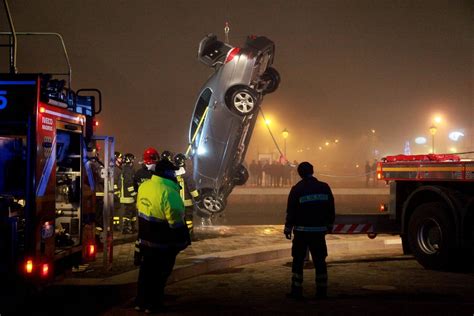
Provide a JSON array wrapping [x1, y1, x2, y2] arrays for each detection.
[[143, 147, 160, 165]]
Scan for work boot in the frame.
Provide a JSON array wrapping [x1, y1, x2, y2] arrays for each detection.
[[315, 287, 327, 299], [286, 286, 303, 299]]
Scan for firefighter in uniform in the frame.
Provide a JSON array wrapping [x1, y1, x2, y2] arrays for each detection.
[[86, 144, 105, 247], [134, 159, 190, 313], [284, 161, 335, 299], [121, 153, 137, 233], [174, 153, 200, 239], [161, 150, 173, 162], [113, 152, 124, 232]]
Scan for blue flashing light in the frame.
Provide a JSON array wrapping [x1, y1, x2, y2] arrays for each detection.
[[0, 80, 36, 85]]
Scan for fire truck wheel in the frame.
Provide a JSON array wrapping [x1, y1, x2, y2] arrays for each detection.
[[408, 202, 455, 271]]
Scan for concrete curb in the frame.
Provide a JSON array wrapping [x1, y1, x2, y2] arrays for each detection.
[[233, 188, 389, 195], [60, 235, 401, 286]]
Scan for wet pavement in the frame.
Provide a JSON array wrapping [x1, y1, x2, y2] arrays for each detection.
[[64, 225, 401, 286]]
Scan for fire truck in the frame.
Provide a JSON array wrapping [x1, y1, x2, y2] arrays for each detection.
[[0, 0, 112, 287], [334, 154, 474, 271]]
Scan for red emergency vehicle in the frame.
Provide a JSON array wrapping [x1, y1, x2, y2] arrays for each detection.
[[334, 154, 474, 270], [0, 4, 105, 285]]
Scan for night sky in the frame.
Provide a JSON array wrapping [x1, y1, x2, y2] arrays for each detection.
[[2, 0, 472, 171]]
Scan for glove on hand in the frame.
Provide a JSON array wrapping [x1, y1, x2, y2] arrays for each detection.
[[284, 226, 292, 240]]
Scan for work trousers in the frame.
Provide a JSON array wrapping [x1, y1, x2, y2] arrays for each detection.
[[136, 247, 178, 309], [291, 231, 328, 296], [185, 206, 194, 236]]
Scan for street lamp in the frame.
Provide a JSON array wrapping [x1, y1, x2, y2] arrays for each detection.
[[282, 128, 289, 158], [429, 125, 437, 153]]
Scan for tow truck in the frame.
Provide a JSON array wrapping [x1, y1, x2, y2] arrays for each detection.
[[0, 0, 113, 287], [333, 153, 474, 270]]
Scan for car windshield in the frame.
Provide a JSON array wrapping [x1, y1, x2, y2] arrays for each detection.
[[190, 88, 212, 144]]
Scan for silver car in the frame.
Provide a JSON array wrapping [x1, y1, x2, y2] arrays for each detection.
[[188, 34, 280, 215]]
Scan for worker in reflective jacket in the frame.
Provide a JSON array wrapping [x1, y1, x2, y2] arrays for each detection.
[[174, 153, 200, 238], [134, 159, 190, 312], [284, 161, 335, 299]]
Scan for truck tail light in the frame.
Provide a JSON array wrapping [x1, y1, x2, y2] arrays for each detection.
[[87, 244, 96, 259], [39, 106, 46, 113], [376, 162, 383, 180], [41, 263, 50, 278], [25, 259, 34, 274], [225, 47, 240, 64]]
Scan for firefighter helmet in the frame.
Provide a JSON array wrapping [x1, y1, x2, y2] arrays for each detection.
[[161, 150, 173, 162], [124, 153, 135, 165], [115, 152, 123, 166], [143, 147, 159, 165], [174, 153, 187, 167]]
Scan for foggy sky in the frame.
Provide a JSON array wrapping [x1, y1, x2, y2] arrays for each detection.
[[1, 0, 472, 170]]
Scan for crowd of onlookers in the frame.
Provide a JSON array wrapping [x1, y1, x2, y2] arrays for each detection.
[[247, 160, 299, 187]]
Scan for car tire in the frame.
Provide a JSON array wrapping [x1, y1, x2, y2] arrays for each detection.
[[262, 67, 280, 94], [200, 192, 226, 214], [234, 165, 249, 185], [225, 86, 259, 116], [407, 202, 456, 270]]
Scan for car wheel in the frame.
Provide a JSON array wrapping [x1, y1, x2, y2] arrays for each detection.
[[262, 67, 280, 94], [200, 193, 226, 214], [226, 86, 259, 116], [234, 165, 249, 185]]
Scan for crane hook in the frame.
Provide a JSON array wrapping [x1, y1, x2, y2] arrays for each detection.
[[224, 21, 230, 44]]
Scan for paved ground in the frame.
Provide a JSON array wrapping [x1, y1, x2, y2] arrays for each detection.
[[67, 225, 395, 281], [3, 223, 473, 316], [104, 255, 474, 316]]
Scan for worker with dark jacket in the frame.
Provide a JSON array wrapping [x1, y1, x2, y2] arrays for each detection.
[[174, 153, 200, 238], [284, 161, 335, 299], [134, 159, 190, 313]]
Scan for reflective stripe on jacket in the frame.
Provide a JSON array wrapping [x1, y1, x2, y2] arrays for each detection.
[[176, 165, 199, 207]]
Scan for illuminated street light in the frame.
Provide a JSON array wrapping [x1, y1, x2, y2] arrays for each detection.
[[448, 131, 464, 142], [264, 118, 271, 126], [282, 128, 289, 158], [434, 116, 442, 124], [334, 139, 339, 144], [325, 141, 330, 146], [371, 129, 376, 134], [429, 125, 437, 153], [415, 137, 427, 145]]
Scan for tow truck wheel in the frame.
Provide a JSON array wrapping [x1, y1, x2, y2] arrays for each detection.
[[408, 202, 455, 270], [262, 67, 280, 94], [226, 86, 259, 116], [200, 193, 226, 214]]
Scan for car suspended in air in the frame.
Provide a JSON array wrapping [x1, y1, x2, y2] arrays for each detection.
[[188, 33, 280, 215]]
